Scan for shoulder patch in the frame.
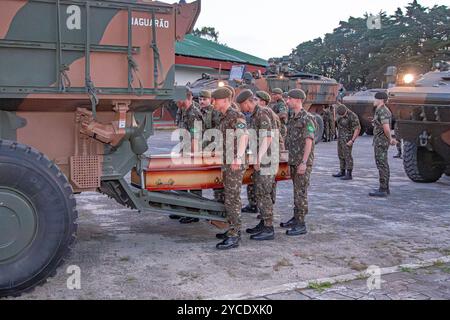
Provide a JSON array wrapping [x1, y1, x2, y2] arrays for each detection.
[[307, 124, 315, 133]]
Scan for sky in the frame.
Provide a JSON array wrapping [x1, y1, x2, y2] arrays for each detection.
[[195, 0, 449, 60]]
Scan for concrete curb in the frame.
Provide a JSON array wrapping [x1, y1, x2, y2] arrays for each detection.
[[213, 256, 450, 300]]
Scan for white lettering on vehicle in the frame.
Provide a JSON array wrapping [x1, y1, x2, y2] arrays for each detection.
[[131, 17, 170, 29], [66, 5, 81, 30]]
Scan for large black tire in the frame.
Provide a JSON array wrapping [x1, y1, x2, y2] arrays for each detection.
[[0, 140, 77, 298], [314, 114, 324, 145], [403, 141, 445, 183]]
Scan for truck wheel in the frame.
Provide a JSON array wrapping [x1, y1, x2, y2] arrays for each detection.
[[403, 141, 445, 183], [314, 114, 324, 145], [0, 140, 77, 298]]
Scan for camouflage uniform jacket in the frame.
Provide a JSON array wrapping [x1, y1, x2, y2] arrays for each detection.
[[337, 109, 361, 141], [286, 109, 316, 166], [270, 99, 289, 124], [250, 105, 273, 163], [201, 105, 222, 130], [219, 107, 248, 165], [262, 106, 284, 152], [178, 103, 203, 137], [372, 105, 392, 144]]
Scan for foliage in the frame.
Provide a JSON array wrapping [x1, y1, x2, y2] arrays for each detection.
[[192, 26, 220, 43], [282, 1, 450, 90]]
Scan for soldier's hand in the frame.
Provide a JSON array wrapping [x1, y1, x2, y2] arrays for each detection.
[[297, 164, 307, 176], [390, 138, 398, 146], [346, 140, 354, 147]]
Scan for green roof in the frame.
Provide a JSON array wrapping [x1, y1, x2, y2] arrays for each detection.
[[176, 34, 268, 67]]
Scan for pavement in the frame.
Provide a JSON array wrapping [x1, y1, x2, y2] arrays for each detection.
[[14, 131, 450, 300]]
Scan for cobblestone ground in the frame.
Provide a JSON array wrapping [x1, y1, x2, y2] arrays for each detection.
[[14, 131, 450, 300], [260, 262, 450, 300]]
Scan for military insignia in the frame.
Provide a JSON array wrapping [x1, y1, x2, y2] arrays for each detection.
[[307, 124, 315, 133], [262, 121, 268, 126], [236, 123, 246, 129]]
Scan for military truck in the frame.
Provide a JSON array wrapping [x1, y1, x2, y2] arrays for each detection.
[[388, 62, 450, 183], [186, 71, 340, 144], [0, 0, 218, 298], [343, 89, 387, 136]]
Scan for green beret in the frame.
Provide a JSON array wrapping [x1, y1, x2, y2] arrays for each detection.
[[336, 104, 348, 116], [256, 91, 271, 104], [236, 89, 254, 104], [199, 90, 211, 98], [374, 91, 388, 100], [288, 89, 306, 100], [271, 88, 283, 95], [212, 87, 232, 100], [224, 85, 236, 98]]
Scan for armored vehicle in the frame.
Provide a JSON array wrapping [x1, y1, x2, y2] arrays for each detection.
[[0, 0, 292, 298], [343, 89, 387, 136], [388, 62, 450, 183], [0, 0, 208, 298]]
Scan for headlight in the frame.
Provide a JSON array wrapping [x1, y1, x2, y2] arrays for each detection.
[[403, 74, 415, 84]]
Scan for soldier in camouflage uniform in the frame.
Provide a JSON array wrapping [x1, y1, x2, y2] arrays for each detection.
[[173, 90, 204, 223], [370, 92, 397, 198], [270, 88, 289, 142], [213, 87, 249, 250], [322, 105, 333, 142], [242, 91, 283, 214], [237, 89, 276, 241], [332, 103, 361, 181], [281, 89, 315, 236], [198, 90, 225, 204], [176, 90, 203, 152], [256, 91, 282, 206]]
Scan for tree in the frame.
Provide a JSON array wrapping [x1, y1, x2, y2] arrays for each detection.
[[192, 27, 220, 42], [284, 1, 450, 90]]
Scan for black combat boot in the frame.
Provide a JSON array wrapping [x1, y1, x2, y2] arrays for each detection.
[[242, 205, 259, 214], [286, 222, 308, 237], [280, 217, 297, 229], [333, 170, 346, 178], [216, 236, 240, 250], [341, 170, 353, 181], [246, 220, 265, 235], [179, 217, 200, 224], [250, 226, 275, 241], [216, 231, 241, 240], [369, 189, 389, 198], [169, 215, 181, 220]]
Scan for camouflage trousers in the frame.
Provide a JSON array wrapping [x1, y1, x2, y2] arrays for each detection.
[[223, 166, 245, 237], [323, 118, 333, 142], [374, 139, 390, 191], [247, 174, 277, 207], [338, 139, 354, 170], [291, 165, 313, 223], [254, 171, 276, 227]]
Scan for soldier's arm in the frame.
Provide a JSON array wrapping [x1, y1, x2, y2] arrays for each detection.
[[379, 110, 396, 144], [349, 114, 361, 145], [257, 114, 273, 167], [298, 119, 315, 175]]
